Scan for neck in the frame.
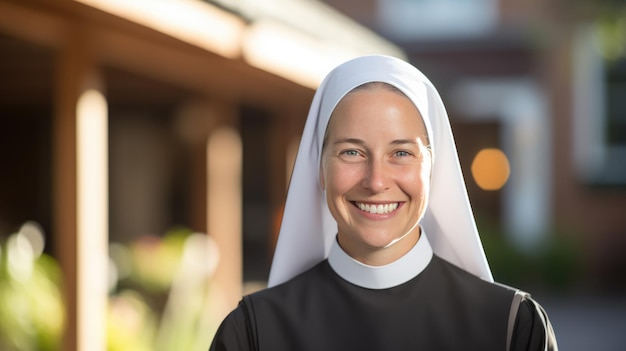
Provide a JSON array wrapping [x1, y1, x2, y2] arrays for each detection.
[[338, 227, 421, 266], [328, 228, 433, 289]]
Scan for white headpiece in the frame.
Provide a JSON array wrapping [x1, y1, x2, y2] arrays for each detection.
[[267, 55, 493, 287]]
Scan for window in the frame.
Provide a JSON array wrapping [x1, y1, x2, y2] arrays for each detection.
[[606, 60, 626, 146], [377, 0, 497, 40], [573, 24, 626, 185]]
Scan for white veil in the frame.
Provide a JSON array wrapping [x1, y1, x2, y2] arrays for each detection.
[[267, 55, 493, 287]]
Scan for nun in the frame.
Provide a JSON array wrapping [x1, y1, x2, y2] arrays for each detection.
[[209, 55, 557, 351]]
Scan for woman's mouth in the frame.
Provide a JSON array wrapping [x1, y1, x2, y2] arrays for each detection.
[[354, 202, 400, 214]]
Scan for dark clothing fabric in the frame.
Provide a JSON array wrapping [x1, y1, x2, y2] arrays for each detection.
[[210, 255, 556, 351]]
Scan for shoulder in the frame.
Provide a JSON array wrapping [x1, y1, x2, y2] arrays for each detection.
[[247, 260, 330, 305], [430, 256, 558, 350], [209, 302, 250, 351], [427, 255, 517, 300]]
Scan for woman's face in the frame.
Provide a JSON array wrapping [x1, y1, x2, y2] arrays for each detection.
[[320, 85, 431, 265]]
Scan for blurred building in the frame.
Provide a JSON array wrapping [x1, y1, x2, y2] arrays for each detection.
[[0, 0, 403, 350], [324, 0, 626, 289]]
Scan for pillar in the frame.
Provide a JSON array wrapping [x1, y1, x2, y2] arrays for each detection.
[[54, 32, 108, 351], [177, 100, 243, 334]]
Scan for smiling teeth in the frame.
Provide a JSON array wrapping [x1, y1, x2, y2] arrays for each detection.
[[357, 202, 399, 214]]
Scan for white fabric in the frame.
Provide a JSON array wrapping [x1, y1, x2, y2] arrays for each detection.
[[328, 229, 433, 289], [268, 55, 493, 288]]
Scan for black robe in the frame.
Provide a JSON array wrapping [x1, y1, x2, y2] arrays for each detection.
[[210, 255, 556, 351]]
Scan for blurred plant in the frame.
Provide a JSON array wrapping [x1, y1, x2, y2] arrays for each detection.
[[108, 227, 220, 351], [595, 5, 626, 65], [567, 0, 626, 60], [0, 221, 65, 351], [533, 231, 587, 291], [107, 290, 156, 351], [0, 223, 221, 351], [479, 218, 586, 292], [125, 230, 190, 294], [153, 232, 220, 351]]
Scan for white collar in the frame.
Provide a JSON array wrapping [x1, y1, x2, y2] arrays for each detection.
[[328, 231, 433, 290]]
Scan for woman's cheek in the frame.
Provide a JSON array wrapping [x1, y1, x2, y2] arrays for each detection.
[[331, 163, 361, 186]]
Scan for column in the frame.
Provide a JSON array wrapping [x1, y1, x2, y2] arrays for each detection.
[[53, 33, 108, 351], [203, 101, 243, 333]]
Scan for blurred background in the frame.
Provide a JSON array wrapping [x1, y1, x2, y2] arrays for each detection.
[[0, 0, 624, 350]]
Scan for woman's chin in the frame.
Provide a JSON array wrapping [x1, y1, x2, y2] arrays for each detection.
[[350, 232, 407, 251]]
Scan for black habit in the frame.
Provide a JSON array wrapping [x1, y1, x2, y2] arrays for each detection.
[[210, 254, 556, 351]]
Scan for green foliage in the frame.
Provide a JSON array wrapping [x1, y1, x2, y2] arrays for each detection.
[[0, 223, 220, 351], [598, 12, 626, 61], [479, 221, 586, 292], [107, 290, 156, 351], [568, 0, 626, 60], [533, 234, 587, 290], [0, 231, 65, 351], [125, 228, 191, 294], [109, 227, 219, 351]]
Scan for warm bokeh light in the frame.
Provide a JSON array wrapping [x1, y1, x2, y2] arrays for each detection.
[[17, 221, 45, 257], [471, 148, 510, 191]]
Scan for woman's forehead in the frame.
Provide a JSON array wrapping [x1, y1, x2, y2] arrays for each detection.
[[332, 81, 424, 122], [317, 70, 433, 158], [326, 87, 427, 140]]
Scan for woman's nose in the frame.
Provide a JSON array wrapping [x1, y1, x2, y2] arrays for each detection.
[[362, 159, 390, 192]]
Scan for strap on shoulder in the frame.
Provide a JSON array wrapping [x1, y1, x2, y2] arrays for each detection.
[[527, 296, 559, 351], [507, 289, 529, 351]]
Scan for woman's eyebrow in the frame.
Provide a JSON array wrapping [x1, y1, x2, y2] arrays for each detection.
[[390, 139, 419, 146], [333, 138, 422, 146], [332, 138, 365, 146]]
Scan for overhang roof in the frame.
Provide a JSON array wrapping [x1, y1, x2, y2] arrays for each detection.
[[73, 0, 405, 89], [0, 0, 404, 111], [212, 0, 405, 88], [212, 0, 403, 58]]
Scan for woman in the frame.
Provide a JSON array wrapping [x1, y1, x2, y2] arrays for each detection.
[[209, 55, 557, 350]]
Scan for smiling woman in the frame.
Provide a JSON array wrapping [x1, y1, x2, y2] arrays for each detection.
[[209, 55, 557, 351], [319, 83, 431, 265]]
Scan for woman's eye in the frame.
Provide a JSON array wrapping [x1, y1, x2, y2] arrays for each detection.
[[343, 150, 359, 156], [395, 150, 411, 157]]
